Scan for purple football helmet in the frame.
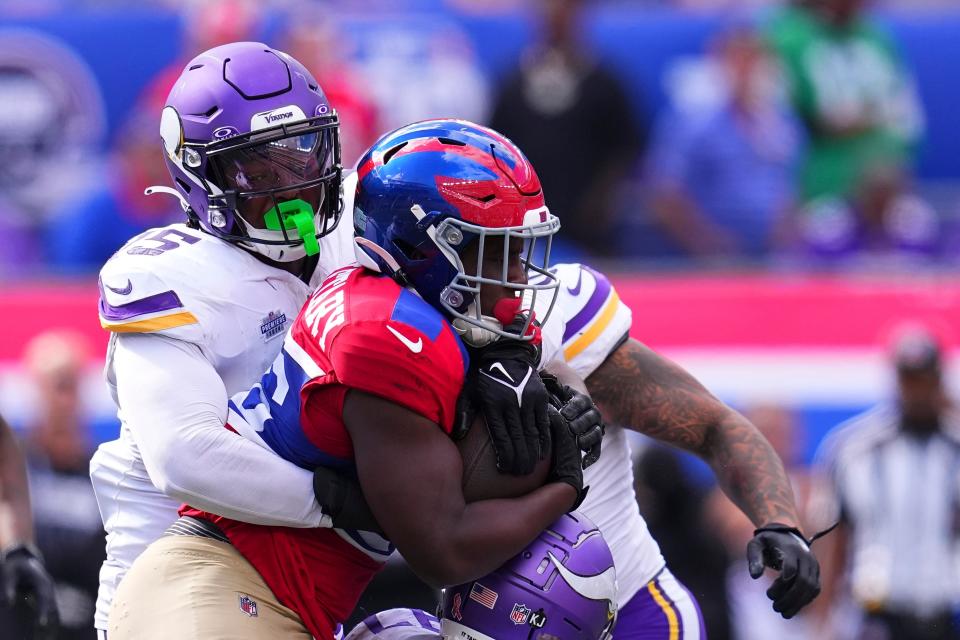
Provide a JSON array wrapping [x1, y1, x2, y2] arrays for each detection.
[[439, 512, 617, 640], [157, 42, 342, 262]]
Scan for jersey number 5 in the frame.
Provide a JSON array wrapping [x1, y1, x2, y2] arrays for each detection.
[[127, 229, 200, 256]]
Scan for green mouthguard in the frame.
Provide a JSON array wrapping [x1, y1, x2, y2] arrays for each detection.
[[263, 199, 320, 256]]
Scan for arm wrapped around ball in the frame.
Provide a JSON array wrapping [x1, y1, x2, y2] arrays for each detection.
[[545, 402, 589, 511], [461, 315, 552, 476]]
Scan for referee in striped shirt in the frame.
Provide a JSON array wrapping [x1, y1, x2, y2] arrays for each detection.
[[809, 328, 960, 640]]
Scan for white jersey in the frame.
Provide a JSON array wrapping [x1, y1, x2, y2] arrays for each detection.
[[89, 215, 356, 629], [536, 263, 666, 607]]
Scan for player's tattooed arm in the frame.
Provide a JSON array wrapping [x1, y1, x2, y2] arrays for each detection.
[[586, 338, 800, 528]]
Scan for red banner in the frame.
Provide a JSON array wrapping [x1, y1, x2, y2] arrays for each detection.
[[1, 273, 958, 362]]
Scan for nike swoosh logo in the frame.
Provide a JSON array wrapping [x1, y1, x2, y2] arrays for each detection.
[[387, 325, 423, 354], [548, 551, 618, 603], [488, 361, 515, 383], [105, 279, 133, 295], [480, 364, 532, 407], [567, 270, 584, 296]]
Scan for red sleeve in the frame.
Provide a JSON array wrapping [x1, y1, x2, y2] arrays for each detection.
[[300, 384, 353, 460], [321, 319, 466, 433]]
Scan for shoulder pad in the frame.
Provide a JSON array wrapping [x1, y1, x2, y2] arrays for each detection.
[[538, 263, 632, 377], [328, 285, 467, 432], [97, 224, 218, 340]]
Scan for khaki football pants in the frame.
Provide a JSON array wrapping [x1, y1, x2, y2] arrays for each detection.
[[108, 534, 313, 639]]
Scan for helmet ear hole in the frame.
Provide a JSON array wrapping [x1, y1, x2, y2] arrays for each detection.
[[393, 237, 427, 261]]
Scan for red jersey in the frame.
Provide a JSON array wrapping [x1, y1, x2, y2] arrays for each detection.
[[183, 266, 468, 638]]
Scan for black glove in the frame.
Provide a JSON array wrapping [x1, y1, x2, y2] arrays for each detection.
[[1, 543, 59, 639], [541, 374, 605, 469], [747, 523, 821, 619], [313, 466, 385, 536], [546, 403, 588, 511], [466, 322, 550, 475]]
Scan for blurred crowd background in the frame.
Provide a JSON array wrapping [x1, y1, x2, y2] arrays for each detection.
[[2, 0, 960, 274], [0, 0, 958, 638]]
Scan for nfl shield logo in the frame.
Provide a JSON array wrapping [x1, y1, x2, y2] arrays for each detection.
[[238, 594, 259, 617], [510, 603, 531, 625]]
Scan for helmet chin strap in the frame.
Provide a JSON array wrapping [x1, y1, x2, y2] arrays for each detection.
[[451, 296, 535, 348], [451, 301, 503, 348]]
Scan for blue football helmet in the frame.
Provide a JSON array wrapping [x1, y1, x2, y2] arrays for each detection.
[[352, 119, 560, 346]]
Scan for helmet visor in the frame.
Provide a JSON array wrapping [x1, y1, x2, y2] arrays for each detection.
[[213, 129, 331, 191], [205, 121, 339, 231]]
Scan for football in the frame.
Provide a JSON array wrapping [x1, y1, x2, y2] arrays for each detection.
[[458, 413, 551, 502]]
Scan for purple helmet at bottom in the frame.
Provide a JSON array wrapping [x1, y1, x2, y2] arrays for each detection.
[[439, 512, 617, 640]]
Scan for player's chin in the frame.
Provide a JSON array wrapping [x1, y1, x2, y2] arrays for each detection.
[[478, 290, 511, 314], [238, 200, 271, 227]]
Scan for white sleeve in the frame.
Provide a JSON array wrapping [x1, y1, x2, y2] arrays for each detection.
[[113, 333, 330, 528], [535, 263, 632, 378]]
